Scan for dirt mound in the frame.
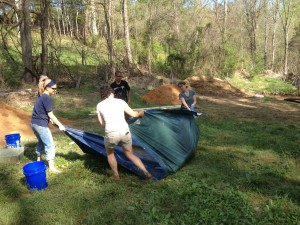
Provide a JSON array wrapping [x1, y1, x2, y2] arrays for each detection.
[[0, 89, 36, 111], [186, 76, 246, 97], [0, 102, 35, 148], [140, 84, 181, 105], [140, 75, 246, 104], [0, 100, 73, 148]]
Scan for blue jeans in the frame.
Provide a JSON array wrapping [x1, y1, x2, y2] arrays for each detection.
[[31, 123, 55, 161]]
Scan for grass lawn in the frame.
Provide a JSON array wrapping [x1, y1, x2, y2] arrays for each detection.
[[0, 86, 299, 225]]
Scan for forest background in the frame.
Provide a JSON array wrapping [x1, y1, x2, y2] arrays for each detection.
[[1, 0, 300, 87], [0, 1, 300, 224]]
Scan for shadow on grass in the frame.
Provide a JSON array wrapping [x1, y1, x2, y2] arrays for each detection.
[[24, 139, 134, 179], [23, 141, 37, 161], [194, 96, 300, 205], [56, 151, 136, 178], [200, 97, 300, 151], [194, 146, 300, 205]]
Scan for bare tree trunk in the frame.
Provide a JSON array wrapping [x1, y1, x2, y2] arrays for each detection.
[[85, 0, 90, 37], [40, 0, 49, 75], [192, 29, 199, 71], [279, 0, 295, 76], [61, 0, 66, 35], [121, 0, 133, 75], [57, 8, 62, 36], [263, 0, 268, 68], [148, 40, 152, 75], [263, 18, 267, 68], [50, 11, 57, 36], [147, 2, 153, 74], [18, 0, 35, 82], [223, 0, 228, 43], [67, 10, 73, 37], [270, 0, 279, 71], [239, 13, 244, 68], [91, 0, 98, 35], [76, 11, 79, 37], [102, 0, 115, 81], [283, 32, 289, 75], [173, 0, 180, 39], [243, 0, 262, 57], [84, 0, 99, 36]]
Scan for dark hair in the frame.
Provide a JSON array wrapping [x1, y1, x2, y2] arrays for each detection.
[[100, 85, 113, 99], [115, 70, 122, 76], [177, 81, 187, 87]]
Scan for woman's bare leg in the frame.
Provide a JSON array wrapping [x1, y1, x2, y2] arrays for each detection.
[[123, 145, 152, 179], [106, 147, 120, 180]]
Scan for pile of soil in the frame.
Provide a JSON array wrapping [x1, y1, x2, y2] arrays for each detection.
[[186, 76, 246, 97], [0, 102, 35, 148], [140, 75, 246, 104], [0, 91, 72, 148], [140, 84, 181, 105]]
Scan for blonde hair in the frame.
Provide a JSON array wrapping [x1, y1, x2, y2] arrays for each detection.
[[38, 75, 52, 96]]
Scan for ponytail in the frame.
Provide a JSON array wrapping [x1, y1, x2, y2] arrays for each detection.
[[38, 75, 52, 96]]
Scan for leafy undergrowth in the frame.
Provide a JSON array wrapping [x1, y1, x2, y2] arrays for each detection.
[[227, 74, 297, 95], [0, 86, 299, 225]]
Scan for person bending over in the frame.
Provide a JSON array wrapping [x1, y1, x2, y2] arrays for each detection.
[[96, 85, 152, 180], [178, 81, 197, 111]]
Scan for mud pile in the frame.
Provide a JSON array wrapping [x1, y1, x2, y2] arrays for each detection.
[[0, 102, 35, 147], [186, 76, 245, 97], [140, 76, 246, 104], [140, 84, 181, 105]]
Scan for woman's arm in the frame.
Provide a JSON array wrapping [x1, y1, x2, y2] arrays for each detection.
[[124, 106, 144, 118], [192, 94, 197, 106], [48, 111, 65, 131], [180, 97, 191, 111], [97, 112, 106, 128]]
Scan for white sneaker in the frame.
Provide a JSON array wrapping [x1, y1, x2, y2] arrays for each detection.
[[193, 112, 202, 118]]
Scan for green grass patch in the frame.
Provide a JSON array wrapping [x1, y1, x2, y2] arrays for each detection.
[[0, 86, 299, 224], [228, 75, 296, 95]]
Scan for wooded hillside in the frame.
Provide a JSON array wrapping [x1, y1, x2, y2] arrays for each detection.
[[0, 0, 300, 87]]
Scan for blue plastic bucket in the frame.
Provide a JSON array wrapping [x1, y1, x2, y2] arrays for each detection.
[[5, 133, 21, 148], [23, 161, 48, 191]]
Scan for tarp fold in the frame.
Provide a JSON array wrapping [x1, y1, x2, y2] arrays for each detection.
[[65, 109, 200, 180]]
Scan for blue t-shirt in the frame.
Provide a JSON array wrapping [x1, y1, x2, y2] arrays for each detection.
[[31, 94, 53, 127], [179, 89, 196, 110]]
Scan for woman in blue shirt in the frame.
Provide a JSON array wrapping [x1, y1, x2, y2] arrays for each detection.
[[31, 75, 65, 173]]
